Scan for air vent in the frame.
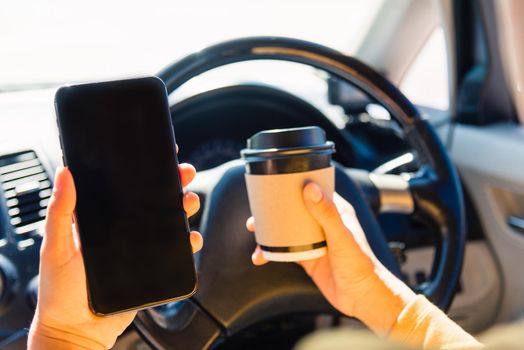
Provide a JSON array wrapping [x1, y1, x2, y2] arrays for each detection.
[[0, 151, 51, 246]]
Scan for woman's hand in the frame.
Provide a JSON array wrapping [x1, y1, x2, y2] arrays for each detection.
[[28, 163, 203, 349], [247, 182, 415, 334]]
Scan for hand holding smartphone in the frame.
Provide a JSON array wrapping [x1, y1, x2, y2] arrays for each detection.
[[54, 77, 197, 315]]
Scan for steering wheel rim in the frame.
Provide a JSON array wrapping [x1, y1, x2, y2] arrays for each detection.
[[135, 37, 465, 349]]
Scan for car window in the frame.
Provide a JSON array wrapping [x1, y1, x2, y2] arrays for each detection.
[[400, 27, 449, 111], [0, 0, 384, 90]]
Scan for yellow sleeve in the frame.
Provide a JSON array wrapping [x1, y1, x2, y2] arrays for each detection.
[[388, 295, 484, 349]]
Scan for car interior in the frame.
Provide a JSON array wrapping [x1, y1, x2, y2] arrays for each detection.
[[0, 0, 523, 349]]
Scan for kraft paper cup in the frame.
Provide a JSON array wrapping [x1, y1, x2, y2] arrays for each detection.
[[242, 126, 335, 262], [245, 167, 334, 261]]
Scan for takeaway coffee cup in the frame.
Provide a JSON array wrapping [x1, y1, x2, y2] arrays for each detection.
[[241, 126, 335, 262]]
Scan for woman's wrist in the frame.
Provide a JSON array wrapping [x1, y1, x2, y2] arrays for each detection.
[[352, 267, 416, 335], [28, 321, 107, 350]]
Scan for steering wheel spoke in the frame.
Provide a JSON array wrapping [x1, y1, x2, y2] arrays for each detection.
[[342, 166, 415, 215], [135, 300, 223, 349]]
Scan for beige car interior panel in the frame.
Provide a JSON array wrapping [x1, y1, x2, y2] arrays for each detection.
[[451, 123, 524, 323]]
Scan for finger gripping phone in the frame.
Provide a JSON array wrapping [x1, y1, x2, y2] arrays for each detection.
[[55, 77, 197, 315]]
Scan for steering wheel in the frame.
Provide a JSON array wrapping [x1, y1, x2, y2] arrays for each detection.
[[134, 37, 465, 349]]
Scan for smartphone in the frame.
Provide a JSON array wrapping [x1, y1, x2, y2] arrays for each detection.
[[54, 76, 197, 315]]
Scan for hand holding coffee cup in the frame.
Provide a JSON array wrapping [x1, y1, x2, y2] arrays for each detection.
[[241, 126, 335, 262]]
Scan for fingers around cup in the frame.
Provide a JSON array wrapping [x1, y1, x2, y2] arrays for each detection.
[[251, 245, 269, 266], [189, 231, 203, 253], [179, 163, 196, 188], [303, 182, 344, 235], [246, 216, 256, 232], [183, 192, 200, 218], [303, 182, 358, 256], [245, 217, 268, 265]]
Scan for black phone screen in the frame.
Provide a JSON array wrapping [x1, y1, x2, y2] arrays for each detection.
[[55, 77, 197, 315]]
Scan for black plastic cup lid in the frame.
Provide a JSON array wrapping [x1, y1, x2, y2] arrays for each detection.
[[241, 126, 334, 160]]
